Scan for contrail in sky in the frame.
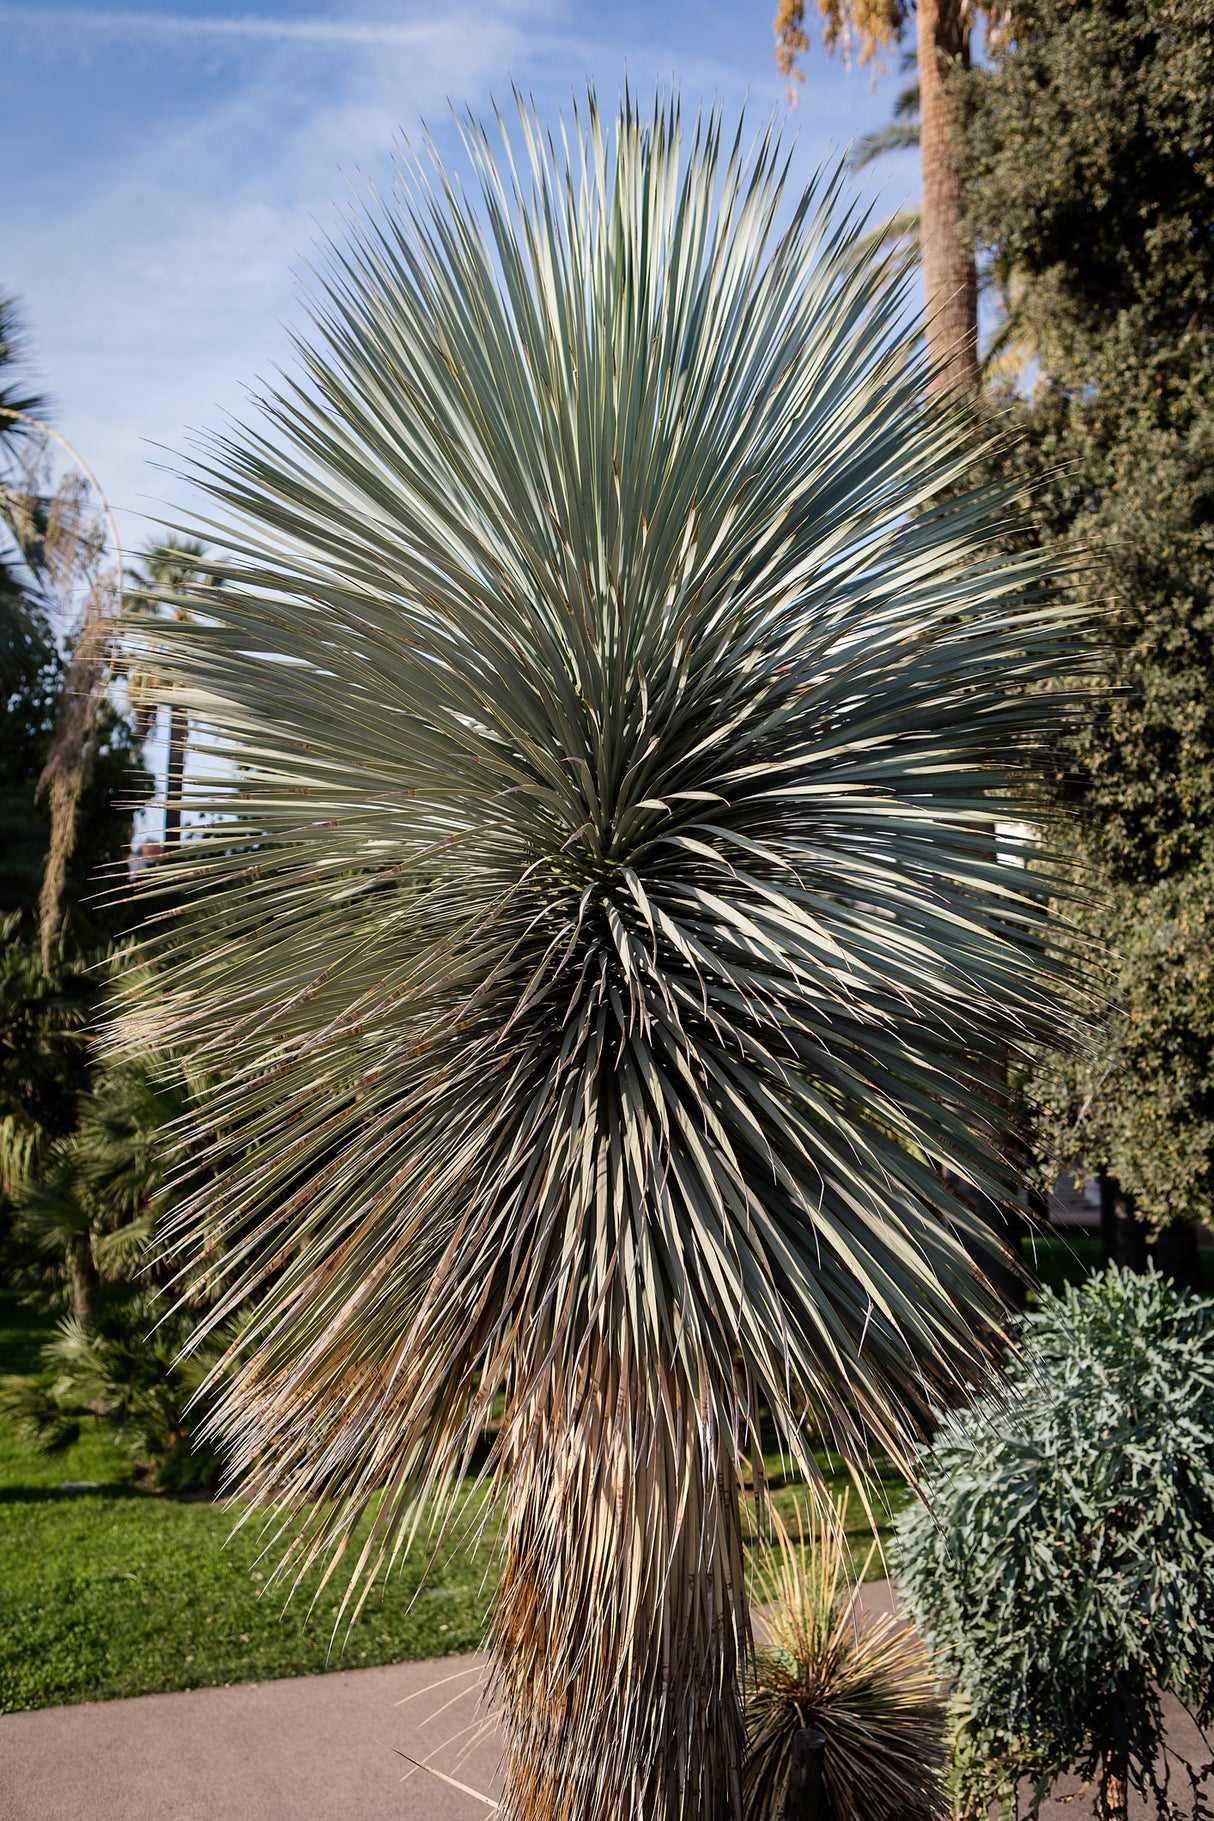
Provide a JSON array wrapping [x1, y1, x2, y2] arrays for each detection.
[[0, 6, 477, 46]]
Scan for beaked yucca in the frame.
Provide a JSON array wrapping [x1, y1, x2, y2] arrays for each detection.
[[119, 90, 1088, 1821]]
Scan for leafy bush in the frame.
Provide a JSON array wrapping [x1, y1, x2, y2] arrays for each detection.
[[895, 1267, 1214, 1820], [2, 1048, 235, 1489], [0, 914, 93, 1202], [0, 1299, 231, 1491], [744, 1500, 947, 1821]]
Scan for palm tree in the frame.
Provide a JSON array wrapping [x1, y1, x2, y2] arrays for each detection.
[[0, 293, 51, 682], [775, 0, 981, 394], [119, 96, 1088, 1820], [846, 57, 1033, 386], [0, 315, 126, 961], [124, 538, 218, 847]]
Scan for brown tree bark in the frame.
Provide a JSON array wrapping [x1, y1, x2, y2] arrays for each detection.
[[67, 1231, 101, 1332], [491, 1356, 746, 1820], [915, 0, 980, 394]]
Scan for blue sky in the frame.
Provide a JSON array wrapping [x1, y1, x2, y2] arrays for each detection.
[[3, 1, 918, 558]]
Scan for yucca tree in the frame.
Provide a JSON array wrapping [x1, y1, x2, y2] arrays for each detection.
[[119, 93, 1088, 1821]]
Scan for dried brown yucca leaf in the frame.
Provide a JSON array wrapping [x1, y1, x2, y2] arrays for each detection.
[[745, 1501, 947, 1821]]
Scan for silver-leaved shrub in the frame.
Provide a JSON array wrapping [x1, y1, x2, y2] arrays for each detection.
[[895, 1266, 1214, 1820]]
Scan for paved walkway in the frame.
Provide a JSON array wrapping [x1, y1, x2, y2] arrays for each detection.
[[1, 1582, 1207, 1818], [0, 1651, 502, 1821]]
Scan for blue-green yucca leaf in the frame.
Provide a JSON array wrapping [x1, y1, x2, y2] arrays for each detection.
[[118, 90, 1090, 1821]]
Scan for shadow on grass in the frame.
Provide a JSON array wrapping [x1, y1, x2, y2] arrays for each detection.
[[0, 1482, 148, 1505]]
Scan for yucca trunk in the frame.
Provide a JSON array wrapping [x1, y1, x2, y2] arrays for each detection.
[[916, 0, 979, 393], [492, 1351, 746, 1821], [1098, 1762, 1128, 1821]]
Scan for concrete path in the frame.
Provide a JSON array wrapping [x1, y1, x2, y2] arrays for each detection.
[[1, 1581, 1207, 1819], [0, 1651, 503, 1821]]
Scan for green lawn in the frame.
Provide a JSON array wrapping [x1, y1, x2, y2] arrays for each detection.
[[20, 1228, 1207, 1718], [0, 1289, 497, 1713], [0, 1288, 903, 1714], [744, 1441, 914, 1571], [0, 1487, 495, 1714]]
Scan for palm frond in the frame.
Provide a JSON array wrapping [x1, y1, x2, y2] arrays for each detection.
[[0, 295, 45, 430], [844, 205, 921, 277], [115, 89, 1091, 1820], [847, 57, 919, 172], [1, 296, 58, 679], [848, 120, 920, 171]]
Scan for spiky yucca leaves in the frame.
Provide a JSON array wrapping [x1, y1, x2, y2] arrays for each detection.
[[744, 1502, 947, 1820], [118, 93, 1086, 1821]]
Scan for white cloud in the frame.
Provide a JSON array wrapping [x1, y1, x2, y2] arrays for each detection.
[[6, 2, 913, 558], [0, 4, 542, 47], [5, 3, 916, 838], [10, 6, 573, 544]]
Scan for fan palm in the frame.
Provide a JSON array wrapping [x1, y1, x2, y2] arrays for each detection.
[[0, 292, 51, 683], [119, 93, 1088, 1821]]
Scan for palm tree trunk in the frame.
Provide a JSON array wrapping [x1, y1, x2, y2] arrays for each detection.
[[164, 702, 188, 845], [67, 1230, 101, 1332], [491, 1352, 747, 1821], [35, 575, 114, 962], [915, 0, 979, 394]]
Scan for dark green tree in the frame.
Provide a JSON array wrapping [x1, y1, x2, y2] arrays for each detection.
[[0, 679, 148, 1270], [1, 301, 148, 1257], [0, 304, 216, 1480], [1, 619, 148, 1217], [0, 915, 92, 1210], [1, 648, 146, 945], [2, 1049, 236, 1488], [1, 290, 145, 953], [955, 0, 1214, 1271]]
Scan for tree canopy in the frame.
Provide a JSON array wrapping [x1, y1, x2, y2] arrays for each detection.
[[956, 0, 1214, 1234]]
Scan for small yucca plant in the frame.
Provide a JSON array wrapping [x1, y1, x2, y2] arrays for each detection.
[[118, 90, 1088, 1821], [744, 1502, 947, 1821]]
